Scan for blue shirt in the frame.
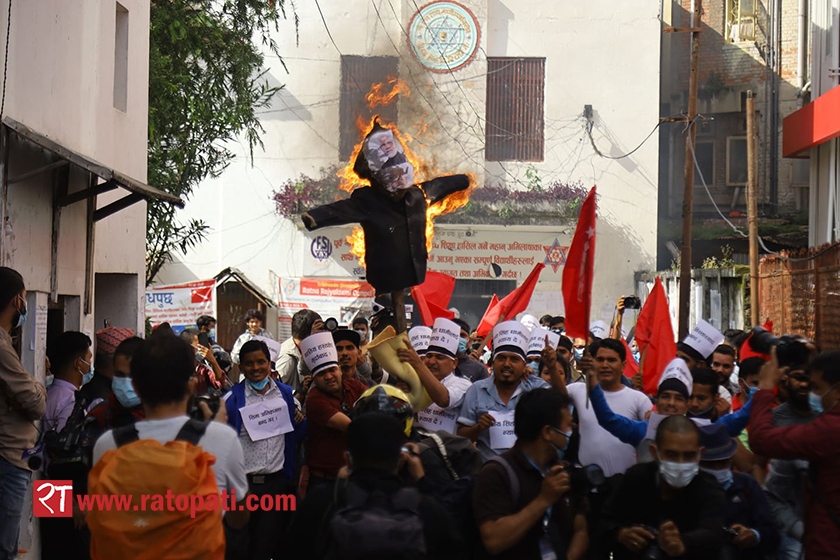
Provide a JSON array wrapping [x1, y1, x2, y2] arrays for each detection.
[[589, 385, 754, 447], [457, 375, 549, 461]]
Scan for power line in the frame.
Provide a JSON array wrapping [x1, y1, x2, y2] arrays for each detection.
[[586, 116, 662, 160], [0, 0, 11, 120]]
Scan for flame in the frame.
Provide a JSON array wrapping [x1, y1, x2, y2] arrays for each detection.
[[366, 77, 410, 110], [341, 80, 473, 270]]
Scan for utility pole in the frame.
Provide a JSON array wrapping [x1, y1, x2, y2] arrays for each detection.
[[678, 0, 703, 339], [746, 91, 759, 325]]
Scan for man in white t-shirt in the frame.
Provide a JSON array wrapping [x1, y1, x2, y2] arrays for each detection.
[[92, 335, 249, 531], [566, 338, 652, 477], [412, 318, 472, 434]]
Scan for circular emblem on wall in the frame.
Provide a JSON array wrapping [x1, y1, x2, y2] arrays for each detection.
[[408, 1, 480, 73], [310, 236, 332, 261]]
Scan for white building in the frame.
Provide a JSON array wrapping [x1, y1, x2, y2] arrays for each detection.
[[0, 2, 181, 554], [160, 0, 662, 331], [783, 0, 840, 244]]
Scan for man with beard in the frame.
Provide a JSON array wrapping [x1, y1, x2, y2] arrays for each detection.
[[333, 328, 373, 388], [302, 332, 368, 490], [763, 365, 818, 559], [458, 321, 564, 461]]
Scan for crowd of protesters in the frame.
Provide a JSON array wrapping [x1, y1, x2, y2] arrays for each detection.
[[0, 265, 838, 560]]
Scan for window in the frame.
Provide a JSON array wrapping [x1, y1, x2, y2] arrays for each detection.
[[113, 2, 129, 111], [485, 58, 545, 162], [339, 56, 399, 161], [726, 137, 748, 186], [725, 0, 756, 43], [694, 141, 715, 185], [791, 158, 810, 186]]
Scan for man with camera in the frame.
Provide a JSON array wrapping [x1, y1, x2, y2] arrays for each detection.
[[749, 347, 840, 559], [473, 389, 588, 559], [601, 415, 726, 559], [276, 309, 324, 396], [223, 339, 306, 560]]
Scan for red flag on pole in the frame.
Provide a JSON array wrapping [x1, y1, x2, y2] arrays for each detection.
[[562, 186, 597, 340], [475, 263, 546, 337], [635, 277, 677, 395], [411, 271, 456, 326], [476, 294, 499, 336]]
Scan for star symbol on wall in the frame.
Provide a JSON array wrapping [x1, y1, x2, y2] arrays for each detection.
[[543, 238, 569, 273]]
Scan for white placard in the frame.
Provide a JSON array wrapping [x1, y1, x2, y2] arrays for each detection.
[[253, 336, 283, 363], [684, 319, 724, 360], [240, 398, 294, 442], [645, 412, 712, 440], [417, 406, 458, 434], [489, 411, 517, 450]]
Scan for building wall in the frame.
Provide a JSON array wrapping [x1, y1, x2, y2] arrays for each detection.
[[162, 0, 662, 324]]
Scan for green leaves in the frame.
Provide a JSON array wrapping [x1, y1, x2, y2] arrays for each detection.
[[145, 0, 297, 285]]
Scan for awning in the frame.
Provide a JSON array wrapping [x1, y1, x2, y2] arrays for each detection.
[[783, 85, 840, 158], [3, 116, 184, 220], [215, 267, 276, 308]]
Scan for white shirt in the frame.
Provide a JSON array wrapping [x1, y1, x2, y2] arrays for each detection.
[[567, 383, 652, 477], [94, 416, 249, 498], [235, 382, 287, 475], [417, 373, 472, 434]]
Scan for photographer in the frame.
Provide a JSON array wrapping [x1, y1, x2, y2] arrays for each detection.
[[179, 328, 225, 391], [276, 309, 324, 396], [223, 339, 306, 560], [601, 415, 726, 559], [749, 348, 840, 559], [472, 389, 588, 559]]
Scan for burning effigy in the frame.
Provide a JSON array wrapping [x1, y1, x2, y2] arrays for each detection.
[[300, 80, 472, 410]]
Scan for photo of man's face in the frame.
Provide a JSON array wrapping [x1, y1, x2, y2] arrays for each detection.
[[379, 134, 398, 159], [363, 130, 403, 172], [379, 163, 415, 193]]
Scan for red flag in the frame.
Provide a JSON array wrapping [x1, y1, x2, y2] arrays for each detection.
[[476, 294, 499, 336], [739, 320, 774, 361], [562, 186, 597, 339], [476, 264, 546, 337], [621, 338, 639, 378], [635, 277, 677, 395], [411, 271, 456, 326]]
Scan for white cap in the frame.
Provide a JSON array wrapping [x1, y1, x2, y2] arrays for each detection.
[[408, 326, 432, 355], [590, 320, 609, 339], [252, 335, 283, 363], [527, 327, 561, 358], [427, 318, 460, 359], [520, 314, 541, 333], [683, 319, 725, 360], [300, 332, 339, 376], [492, 321, 530, 359], [658, 358, 693, 396]]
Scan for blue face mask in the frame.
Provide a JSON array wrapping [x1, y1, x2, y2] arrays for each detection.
[[528, 360, 541, 376], [458, 337, 468, 356], [79, 358, 94, 385], [45, 375, 54, 388], [246, 377, 270, 391], [574, 347, 584, 362], [632, 350, 641, 364], [14, 295, 27, 328], [209, 328, 216, 340], [112, 376, 141, 408], [746, 385, 759, 400], [550, 427, 573, 460], [809, 391, 825, 414]]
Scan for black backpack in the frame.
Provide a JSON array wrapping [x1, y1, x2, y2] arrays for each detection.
[[326, 482, 426, 560]]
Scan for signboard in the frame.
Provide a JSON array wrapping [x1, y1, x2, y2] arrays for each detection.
[[277, 277, 375, 339], [303, 224, 570, 282], [145, 280, 215, 334]]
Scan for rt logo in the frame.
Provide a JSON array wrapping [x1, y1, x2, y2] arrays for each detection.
[[33, 480, 73, 517]]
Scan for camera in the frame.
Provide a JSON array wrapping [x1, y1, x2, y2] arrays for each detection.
[[623, 296, 642, 309], [638, 525, 662, 560], [722, 526, 740, 539], [324, 317, 339, 332], [748, 326, 811, 368], [566, 463, 605, 494], [189, 387, 223, 421]]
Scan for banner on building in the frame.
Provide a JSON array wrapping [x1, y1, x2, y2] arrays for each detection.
[[277, 277, 376, 339], [145, 280, 216, 334]]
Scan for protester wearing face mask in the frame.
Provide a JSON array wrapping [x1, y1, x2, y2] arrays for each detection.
[[698, 424, 779, 559], [452, 318, 489, 382], [78, 326, 135, 410], [472, 389, 588, 560], [0, 267, 46, 560], [557, 336, 583, 383], [750, 348, 840, 559], [88, 337, 146, 430], [525, 328, 560, 381], [601, 415, 726, 559], [44, 331, 93, 433]]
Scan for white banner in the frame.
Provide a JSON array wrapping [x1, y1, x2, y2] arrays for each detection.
[[277, 277, 376, 339], [145, 280, 215, 334]]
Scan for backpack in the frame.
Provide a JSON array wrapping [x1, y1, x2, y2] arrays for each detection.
[[326, 481, 426, 560], [87, 420, 225, 560]]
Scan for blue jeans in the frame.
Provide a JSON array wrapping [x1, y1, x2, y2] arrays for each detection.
[[0, 457, 30, 560]]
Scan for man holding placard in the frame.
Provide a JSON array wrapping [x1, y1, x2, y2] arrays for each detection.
[[223, 339, 306, 560], [457, 321, 564, 461], [415, 318, 473, 435]]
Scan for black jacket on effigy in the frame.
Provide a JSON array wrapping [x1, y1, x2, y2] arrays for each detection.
[[303, 174, 469, 293]]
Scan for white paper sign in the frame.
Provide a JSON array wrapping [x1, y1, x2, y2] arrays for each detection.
[[240, 398, 293, 442], [684, 319, 725, 359], [489, 411, 517, 450], [253, 336, 283, 363], [417, 406, 458, 434], [645, 412, 712, 440]]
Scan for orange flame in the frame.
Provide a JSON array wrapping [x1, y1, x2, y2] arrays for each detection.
[[341, 80, 473, 270], [366, 77, 410, 110]]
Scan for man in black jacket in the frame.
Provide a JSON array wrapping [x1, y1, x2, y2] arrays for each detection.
[[600, 415, 726, 559]]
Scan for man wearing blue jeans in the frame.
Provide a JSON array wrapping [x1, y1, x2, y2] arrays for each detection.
[[0, 267, 47, 559]]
